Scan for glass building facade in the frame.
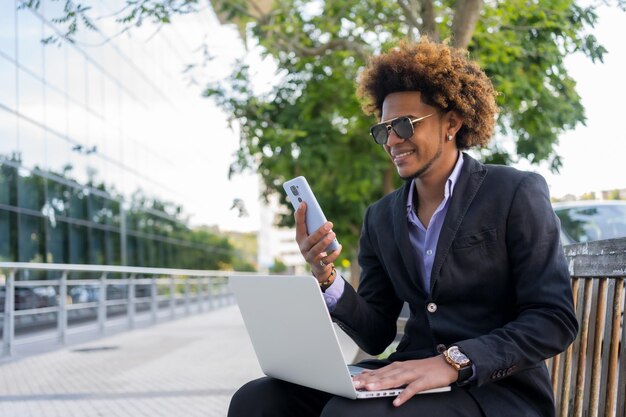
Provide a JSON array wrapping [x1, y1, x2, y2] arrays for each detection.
[[0, 1, 227, 270]]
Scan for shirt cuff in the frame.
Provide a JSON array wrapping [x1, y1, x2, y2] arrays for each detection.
[[322, 274, 345, 312]]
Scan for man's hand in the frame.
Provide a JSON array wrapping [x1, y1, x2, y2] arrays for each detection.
[[295, 202, 342, 282], [352, 355, 458, 407]]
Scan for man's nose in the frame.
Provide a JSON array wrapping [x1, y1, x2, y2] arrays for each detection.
[[386, 129, 405, 146]]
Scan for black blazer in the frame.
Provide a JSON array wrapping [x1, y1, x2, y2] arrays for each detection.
[[331, 154, 578, 417]]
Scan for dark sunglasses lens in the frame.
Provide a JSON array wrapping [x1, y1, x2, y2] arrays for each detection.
[[370, 124, 389, 144], [392, 117, 414, 139]]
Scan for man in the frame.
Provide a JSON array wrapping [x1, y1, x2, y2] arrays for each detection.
[[228, 38, 577, 417]]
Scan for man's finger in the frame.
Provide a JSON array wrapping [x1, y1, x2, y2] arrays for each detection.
[[294, 202, 308, 239], [393, 380, 426, 407]]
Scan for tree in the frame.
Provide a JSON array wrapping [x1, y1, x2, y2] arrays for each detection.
[[22, 0, 625, 277], [204, 0, 621, 277]]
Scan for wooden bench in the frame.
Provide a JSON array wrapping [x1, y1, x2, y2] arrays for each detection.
[[550, 238, 625, 417]]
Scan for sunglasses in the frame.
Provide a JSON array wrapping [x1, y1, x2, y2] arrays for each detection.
[[369, 113, 433, 145]]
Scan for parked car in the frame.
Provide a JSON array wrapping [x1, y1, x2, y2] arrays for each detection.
[[553, 200, 626, 245], [0, 283, 62, 312]]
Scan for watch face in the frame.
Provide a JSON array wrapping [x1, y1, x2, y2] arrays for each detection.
[[448, 347, 470, 366]]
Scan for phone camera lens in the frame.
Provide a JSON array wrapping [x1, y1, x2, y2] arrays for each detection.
[[290, 185, 299, 196], [297, 197, 302, 203]]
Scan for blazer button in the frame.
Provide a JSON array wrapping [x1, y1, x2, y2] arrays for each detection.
[[436, 344, 446, 354], [427, 302, 438, 313]]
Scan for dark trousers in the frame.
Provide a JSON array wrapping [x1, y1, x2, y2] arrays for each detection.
[[228, 377, 485, 417]]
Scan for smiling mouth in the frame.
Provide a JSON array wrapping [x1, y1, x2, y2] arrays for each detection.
[[393, 150, 414, 163]]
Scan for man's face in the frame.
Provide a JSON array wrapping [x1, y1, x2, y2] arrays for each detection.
[[380, 91, 450, 180]]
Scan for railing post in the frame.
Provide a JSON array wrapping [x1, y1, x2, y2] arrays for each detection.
[[207, 277, 213, 310], [58, 271, 68, 345], [2, 269, 16, 357], [98, 273, 107, 335], [220, 277, 228, 307], [206, 278, 211, 310], [128, 273, 136, 329], [150, 276, 157, 324], [169, 275, 176, 319], [198, 277, 205, 313], [184, 278, 190, 316]]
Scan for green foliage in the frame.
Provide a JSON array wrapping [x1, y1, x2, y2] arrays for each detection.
[[269, 257, 288, 274], [607, 190, 622, 200], [471, 0, 606, 170]]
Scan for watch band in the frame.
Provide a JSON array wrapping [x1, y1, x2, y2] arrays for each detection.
[[457, 363, 473, 383]]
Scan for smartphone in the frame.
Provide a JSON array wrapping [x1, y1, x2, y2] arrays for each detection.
[[283, 176, 340, 253]]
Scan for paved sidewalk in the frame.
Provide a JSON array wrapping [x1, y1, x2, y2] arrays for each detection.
[[0, 306, 263, 417], [0, 305, 360, 417]]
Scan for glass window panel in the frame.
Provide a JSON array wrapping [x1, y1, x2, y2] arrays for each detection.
[[16, 7, 43, 77], [17, 67, 44, 123], [108, 231, 122, 265], [127, 234, 138, 266], [45, 136, 72, 177], [17, 167, 44, 211], [89, 227, 106, 264], [109, 198, 121, 227], [47, 178, 70, 219], [0, 54, 17, 109], [0, 1, 15, 61], [44, 87, 67, 141], [67, 99, 87, 144], [0, 106, 18, 158], [46, 218, 68, 264], [139, 236, 149, 267], [69, 222, 87, 264], [40, 0, 67, 22], [0, 161, 18, 206], [44, 41, 67, 94], [66, 50, 85, 108], [16, 120, 46, 170], [69, 186, 88, 220], [18, 213, 45, 263], [0, 209, 16, 261], [87, 63, 104, 117]]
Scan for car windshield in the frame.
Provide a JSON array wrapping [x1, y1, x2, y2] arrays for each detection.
[[555, 204, 626, 244]]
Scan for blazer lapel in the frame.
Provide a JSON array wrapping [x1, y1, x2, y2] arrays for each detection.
[[430, 154, 487, 294], [392, 181, 428, 297]]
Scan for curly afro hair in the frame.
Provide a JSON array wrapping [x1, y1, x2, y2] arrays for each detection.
[[357, 38, 498, 149]]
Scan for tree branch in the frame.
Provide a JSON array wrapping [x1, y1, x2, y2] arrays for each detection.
[[398, 0, 439, 41], [418, 0, 439, 41], [398, 0, 423, 37], [267, 33, 370, 62], [451, 0, 483, 49]]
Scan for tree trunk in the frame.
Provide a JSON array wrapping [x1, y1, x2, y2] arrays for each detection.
[[418, 0, 439, 41], [451, 0, 484, 49]]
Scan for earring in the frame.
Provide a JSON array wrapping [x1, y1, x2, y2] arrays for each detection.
[[447, 134, 453, 141]]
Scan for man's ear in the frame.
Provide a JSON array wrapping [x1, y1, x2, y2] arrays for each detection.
[[446, 110, 464, 137]]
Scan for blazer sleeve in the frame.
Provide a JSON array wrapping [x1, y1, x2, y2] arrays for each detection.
[[456, 172, 578, 386], [330, 206, 404, 355]]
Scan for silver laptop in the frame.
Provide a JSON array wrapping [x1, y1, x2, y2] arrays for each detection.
[[229, 274, 451, 399]]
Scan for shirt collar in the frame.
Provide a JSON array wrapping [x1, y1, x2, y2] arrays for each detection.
[[407, 152, 465, 214]]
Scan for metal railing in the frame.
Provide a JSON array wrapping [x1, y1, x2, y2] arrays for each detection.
[[0, 262, 252, 357]]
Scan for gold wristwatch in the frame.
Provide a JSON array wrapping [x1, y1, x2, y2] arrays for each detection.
[[443, 345, 472, 382]]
